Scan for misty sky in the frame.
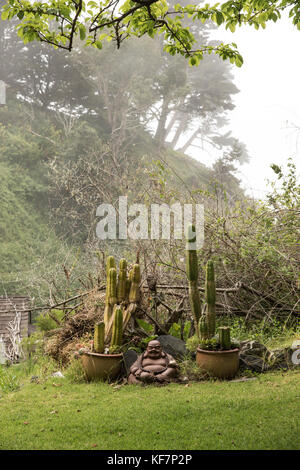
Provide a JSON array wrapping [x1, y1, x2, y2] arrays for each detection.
[[189, 14, 300, 199]]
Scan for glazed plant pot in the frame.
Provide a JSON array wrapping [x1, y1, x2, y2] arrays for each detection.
[[196, 347, 239, 379], [81, 351, 123, 381]]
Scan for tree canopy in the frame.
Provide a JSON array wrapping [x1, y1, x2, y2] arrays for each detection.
[[1, 0, 299, 66]]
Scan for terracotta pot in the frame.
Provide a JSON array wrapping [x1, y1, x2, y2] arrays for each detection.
[[196, 347, 240, 379], [81, 351, 123, 381]]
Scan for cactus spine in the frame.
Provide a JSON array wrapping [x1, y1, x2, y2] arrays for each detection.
[[110, 306, 123, 348], [219, 326, 231, 350], [117, 258, 127, 303], [129, 264, 141, 303], [94, 322, 105, 353], [185, 224, 201, 332], [205, 260, 216, 338]]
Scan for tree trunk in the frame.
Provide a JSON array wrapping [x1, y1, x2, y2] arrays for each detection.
[[170, 120, 186, 149], [179, 126, 201, 154], [154, 95, 170, 145]]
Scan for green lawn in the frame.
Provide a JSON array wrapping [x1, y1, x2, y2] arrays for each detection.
[[0, 369, 299, 450]]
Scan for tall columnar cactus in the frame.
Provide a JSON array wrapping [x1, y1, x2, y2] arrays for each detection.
[[117, 258, 127, 303], [125, 277, 132, 301], [105, 256, 116, 303], [101, 256, 141, 349], [94, 322, 105, 353], [104, 266, 117, 325], [108, 268, 117, 305], [129, 264, 141, 303], [205, 259, 216, 338], [219, 326, 231, 350], [110, 306, 123, 348], [199, 315, 209, 341], [185, 224, 201, 332]]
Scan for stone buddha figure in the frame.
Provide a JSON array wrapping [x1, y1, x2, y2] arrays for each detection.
[[128, 340, 179, 384]]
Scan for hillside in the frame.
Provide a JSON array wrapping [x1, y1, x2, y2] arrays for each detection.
[[0, 98, 244, 298]]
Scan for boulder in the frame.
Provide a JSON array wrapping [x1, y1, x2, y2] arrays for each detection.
[[291, 340, 300, 351], [123, 349, 138, 376], [239, 340, 296, 372], [157, 335, 187, 359], [267, 348, 292, 370], [239, 340, 270, 372]]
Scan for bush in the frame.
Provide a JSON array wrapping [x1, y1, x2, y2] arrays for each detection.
[[34, 309, 64, 332]]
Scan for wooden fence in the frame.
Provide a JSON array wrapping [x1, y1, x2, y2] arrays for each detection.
[[0, 296, 30, 353]]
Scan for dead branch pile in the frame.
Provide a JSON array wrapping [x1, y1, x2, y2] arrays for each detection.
[[44, 289, 105, 364]]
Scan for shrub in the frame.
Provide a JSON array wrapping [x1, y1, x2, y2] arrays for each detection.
[[34, 309, 64, 332]]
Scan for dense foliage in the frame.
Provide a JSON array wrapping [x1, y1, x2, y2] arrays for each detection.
[[1, 0, 299, 66]]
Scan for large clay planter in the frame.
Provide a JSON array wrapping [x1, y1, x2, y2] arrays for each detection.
[[81, 351, 123, 381], [196, 347, 239, 379]]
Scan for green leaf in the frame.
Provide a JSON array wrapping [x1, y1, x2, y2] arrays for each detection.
[[228, 22, 236, 32], [136, 319, 154, 334], [1, 9, 10, 20], [79, 24, 86, 40], [235, 54, 243, 67], [215, 11, 224, 26]]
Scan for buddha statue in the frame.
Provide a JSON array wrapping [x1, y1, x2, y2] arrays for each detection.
[[127, 340, 179, 384]]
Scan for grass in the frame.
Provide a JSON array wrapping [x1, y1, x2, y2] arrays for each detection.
[[215, 317, 300, 350], [0, 367, 299, 450]]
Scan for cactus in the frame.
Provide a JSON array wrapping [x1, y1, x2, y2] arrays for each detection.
[[125, 278, 131, 301], [129, 264, 141, 303], [101, 256, 141, 350], [108, 267, 117, 305], [199, 315, 209, 341], [105, 256, 116, 303], [117, 258, 127, 303], [104, 266, 117, 325], [219, 326, 231, 350], [110, 306, 123, 348], [205, 260, 216, 338], [106, 255, 116, 274], [94, 322, 105, 353], [185, 224, 201, 332]]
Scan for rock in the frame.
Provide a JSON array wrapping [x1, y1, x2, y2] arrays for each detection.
[[239, 340, 295, 372], [267, 348, 294, 370], [239, 340, 270, 372], [157, 335, 187, 359], [240, 340, 269, 357], [291, 340, 300, 351], [123, 350, 138, 375], [239, 355, 268, 372], [52, 371, 65, 378]]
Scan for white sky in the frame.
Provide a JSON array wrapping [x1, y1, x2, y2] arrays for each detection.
[[188, 14, 300, 199]]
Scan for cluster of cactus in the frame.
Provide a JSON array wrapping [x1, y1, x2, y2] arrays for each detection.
[[93, 255, 141, 353], [185, 225, 231, 349]]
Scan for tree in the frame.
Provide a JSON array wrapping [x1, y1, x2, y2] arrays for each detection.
[[1, 0, 299, 66]]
